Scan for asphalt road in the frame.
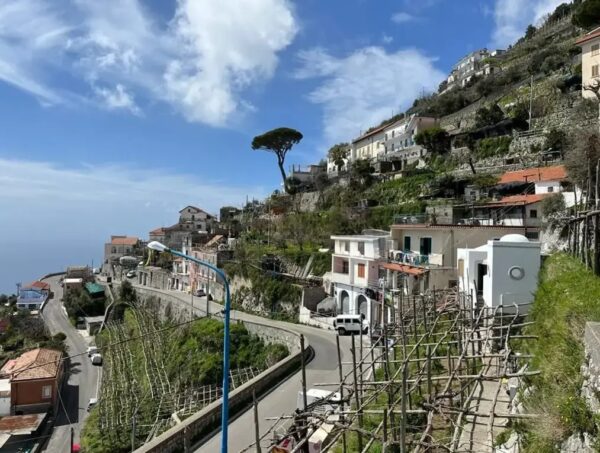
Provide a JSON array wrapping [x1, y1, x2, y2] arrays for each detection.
[[129, 284, 356, 453], [41, 275, 100, 452]]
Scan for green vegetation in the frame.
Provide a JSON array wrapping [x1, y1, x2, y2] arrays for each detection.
[[573, 0, 600, 28], [472, 136, 512, 159], [327, 143, 349, 171], [519, 254, 600, 451], [475, 104, 505, 128], [414, 127, 450, 154], [63, 287, 105, 323], [0, 308, 67, 360], [82, 309, 288, 452]]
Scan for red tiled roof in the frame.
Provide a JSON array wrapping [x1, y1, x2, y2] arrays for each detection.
[[23, 281, 50, 291], [381, 263, 427, 276], [498, 165, 567, 185], [1, 348, 62, 381], [111, 236, 139, 246], [576, 27, 600, 46], [149, 227, 166, 235], [496, 194, 549, 205]]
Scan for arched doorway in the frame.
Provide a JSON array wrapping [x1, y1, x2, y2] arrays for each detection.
[[357, 294, 368, 319], [339, 290, 350, 314]]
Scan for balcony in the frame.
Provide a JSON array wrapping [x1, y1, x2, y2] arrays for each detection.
[[330, 272, 351, 286], [393, 213, 430, 225], [388, 250, 444, 267]]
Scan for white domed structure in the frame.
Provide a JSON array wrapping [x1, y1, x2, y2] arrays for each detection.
[[499, 234, 529, 243]]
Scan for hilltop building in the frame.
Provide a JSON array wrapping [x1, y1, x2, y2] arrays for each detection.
[[576, 27, 600, 99], [148, 206, 218, 251], [444, 48, 505, 92]]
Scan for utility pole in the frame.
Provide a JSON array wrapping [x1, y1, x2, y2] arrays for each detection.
[[528, 75, 534, 131], [70, 427, 74, 453]]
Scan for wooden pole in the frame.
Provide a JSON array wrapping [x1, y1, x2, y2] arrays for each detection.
[[383, 408, 389, 453], [253, 389, 262, 453], [335, 335, 347, 453], [400, 363, 407, 453], [351, 334, 364, 451]]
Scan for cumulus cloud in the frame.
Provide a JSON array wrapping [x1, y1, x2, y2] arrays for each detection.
[[491, 0, 566, 48], [296, 47, 445, 144], [0, 0, 298, 126]]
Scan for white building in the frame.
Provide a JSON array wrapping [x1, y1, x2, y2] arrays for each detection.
[[576, 27, 600, 100], [380, 115, 438, 168], [351, 126, 386, 162], [444, 48, 504, 92], [457, 234, 541, 312], [329, 233, 389, 325]]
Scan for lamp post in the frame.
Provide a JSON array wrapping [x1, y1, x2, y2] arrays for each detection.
[[147, 241, 231, 453]]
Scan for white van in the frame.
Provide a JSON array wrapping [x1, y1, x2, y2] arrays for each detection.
[[297, 389, 341, 414], [333, 314, 368, 335]]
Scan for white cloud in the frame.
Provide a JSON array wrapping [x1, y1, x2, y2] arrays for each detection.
[[94, 84, 141, 115], [491, 0, 566, 48], [382, 34, 394, 44], [391, 12, 416, 24], [0, 0, 298, 126], [296, 47, 445, 144]]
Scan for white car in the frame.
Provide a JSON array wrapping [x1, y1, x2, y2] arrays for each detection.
[[90, 353, 103, 366], [87, 346, 98, 357], [126, 270, 136, 278], [87, 398, 98, 411], [333, 314, 369, 335]]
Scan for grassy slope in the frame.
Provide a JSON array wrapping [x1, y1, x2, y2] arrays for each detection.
[[520, 254, 600, 451]]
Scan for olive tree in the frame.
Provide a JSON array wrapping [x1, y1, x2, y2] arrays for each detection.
[[251, 127, 303, 193]]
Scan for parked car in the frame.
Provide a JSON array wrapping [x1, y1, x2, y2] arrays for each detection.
[[87, 398, 98, 411], [126, 270, 136, 278], [90, 353, 102, 366], [194, 289, 206, 297], [333, 314, 368, 335], [87, 346, 98, 357]]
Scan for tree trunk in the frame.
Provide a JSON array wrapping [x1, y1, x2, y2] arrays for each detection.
[[278, 160, 288, 193], [468, 157, 477, 175]]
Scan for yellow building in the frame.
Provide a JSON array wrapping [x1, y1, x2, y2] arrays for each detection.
[[577, 27, 600, 99]]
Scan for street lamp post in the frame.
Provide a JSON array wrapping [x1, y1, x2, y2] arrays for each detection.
[[147, 241, 231, 453]]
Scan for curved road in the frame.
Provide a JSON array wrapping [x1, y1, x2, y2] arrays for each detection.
[[130, 283, 356, 453], [41, 275, 100, 452]]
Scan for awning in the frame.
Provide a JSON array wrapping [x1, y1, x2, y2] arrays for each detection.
[[381, 262, 427, 276]]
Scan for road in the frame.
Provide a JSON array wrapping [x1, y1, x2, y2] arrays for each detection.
[[41, 275, 100, 452], [129, 284, 356, 453]]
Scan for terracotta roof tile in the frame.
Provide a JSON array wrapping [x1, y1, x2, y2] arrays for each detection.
[[381, 263, 427, 276], [498, 165, 567, 184], [1, 348, 61, 381], [496, 194, 549, 205], [22, 281, 50, 291], [576, 27, 600, 46], [111, 236, 139, 246]]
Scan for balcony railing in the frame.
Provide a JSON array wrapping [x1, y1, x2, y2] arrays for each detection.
[[389, 250, 444, 267], [393, 213, 430, 225]]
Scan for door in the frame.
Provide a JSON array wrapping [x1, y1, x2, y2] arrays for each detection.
[[419, 237, 432, 256], [477, 263, 487, 295], [403, 236, 411, 251]]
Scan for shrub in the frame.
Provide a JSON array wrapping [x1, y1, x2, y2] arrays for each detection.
[[414, 127, 451, 154], [541, 193, 566, 218], [473, 136, 512, 159]]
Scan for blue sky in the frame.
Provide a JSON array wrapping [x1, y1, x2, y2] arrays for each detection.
[[0, 0, 565, 293]]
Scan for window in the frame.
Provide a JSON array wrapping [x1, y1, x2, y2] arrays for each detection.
[[391, 130, 395, 138], [593, 44, 600, 56], [358, 242, 365, 255], [112, 247, 116, 253], [42, 385, 52, 399], [357, 263, 366, 278], [420, 237, 432, 256], [593, 64, 599, 78], [530, 209, 538, 218], [548, 186, 554, 193], [342, 260, 349, 274], [342, 241, 349, 253], [403, 236, 411, 251], [192, 214, 195, 220]]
